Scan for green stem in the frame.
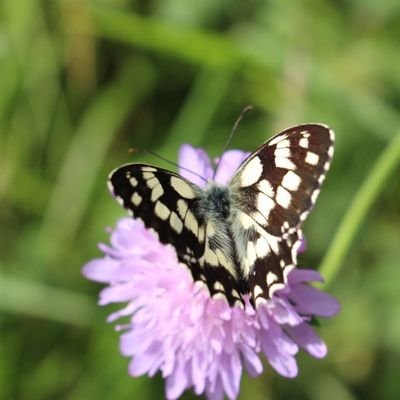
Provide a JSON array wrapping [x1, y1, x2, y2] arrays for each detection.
[[320, 131, 400, 286]]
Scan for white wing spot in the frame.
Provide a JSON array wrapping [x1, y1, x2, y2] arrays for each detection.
[[213, 281, 224, 292], [142, 171, 155, 180], [258, 179, 274, 198], [282, 221, 290, 230], [155, 201, 170, 220], [328, 145, 334, 158], [329, 128, 335, 142], [266, 271, 278, 287], [299, 137, 309, 148], [198, 226, 205, 243], [305, 151, 319, 166], [151, 184, 164, 202], [255, 297, 268, 307], [131, 192, 142, 206], [324, 161, 330, 171], [169, 211, 183, 233], [141, 166, 157, 172], [146, 177, 159, 189], [282, 171, 301, 191], [275, 157, 296, 170], [170, 177, 196, 199], [234, 300, 244, 309], [213, 292, 228, 301], [276, 186, 292, 208], [246, 241, 257, 267], [195, 280, 209, 293], [240, 157, 263, 187], [300, 211, 308, 221], [274, 147, 291, 158], [253, 285, 263, 298], [269, 133, 288, 146], [265, 234, 279, 254], [255, 237, 269, 257], [311, 189, 320, 204], [184, 209, 198, 236], [177, 199, 188, 219], [252, 211, 268, 225], [115, 196, 124, 206], [300, 130, 311, 138], [129, 177, 138, 187], [231, 289, 241, 300], [283, 264, 295, 280], [269, 283, 285, 297], [257, 192, 275, 219], [276, 139, 291, 149]]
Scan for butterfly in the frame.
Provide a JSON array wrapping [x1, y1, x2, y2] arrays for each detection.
[[108, 123, 334, 308]]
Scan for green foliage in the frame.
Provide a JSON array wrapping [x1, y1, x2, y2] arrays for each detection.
[[1, 0, 400, 399]]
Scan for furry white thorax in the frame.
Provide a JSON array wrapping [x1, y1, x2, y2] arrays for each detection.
[[200, 182, 255, 287]]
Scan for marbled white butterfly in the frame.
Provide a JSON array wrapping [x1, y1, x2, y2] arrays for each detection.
[[108, 123, 334, 308]]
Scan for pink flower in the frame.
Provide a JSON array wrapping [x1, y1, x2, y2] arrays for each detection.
[[83, 145, 340, 400]]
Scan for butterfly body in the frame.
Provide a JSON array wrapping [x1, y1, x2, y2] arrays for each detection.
[[109, 123, 334, 308]]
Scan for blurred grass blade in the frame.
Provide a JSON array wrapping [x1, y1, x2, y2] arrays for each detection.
[[167, 68, 234, 146], [0, 271, 95, 326], [320, 131, 400, 285], [37, 59, 155, 264], [89, 5, 243, 69]]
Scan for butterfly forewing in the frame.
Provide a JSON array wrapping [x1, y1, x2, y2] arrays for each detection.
[[109, 164, 204, 260], [231, 124, 334, 236]]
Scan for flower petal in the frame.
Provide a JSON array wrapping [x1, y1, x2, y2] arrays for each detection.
[[166, 361, 190, 400], [178, 144, 213, 187], [285, 323, 328, 358], [289, 284, 341, 317], [213, 150, 250, 185]]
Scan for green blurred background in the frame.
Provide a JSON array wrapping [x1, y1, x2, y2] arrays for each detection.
[[1, 0, 400, 399]]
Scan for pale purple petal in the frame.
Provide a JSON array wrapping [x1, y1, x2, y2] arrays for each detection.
[[213, 150, 250, 185], [178, 144, 213, 187], [166, 362, 189, 400], [288, 268, 325, 285], [285, 323, 328, 358], [289, 284, 340, 317]]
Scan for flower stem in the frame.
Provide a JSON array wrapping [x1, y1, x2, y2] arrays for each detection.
[[319, 131, 400, 286]]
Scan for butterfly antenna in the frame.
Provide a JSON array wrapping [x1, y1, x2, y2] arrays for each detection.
[[212, 105, 253, 180], [129, 147, 208, 184]]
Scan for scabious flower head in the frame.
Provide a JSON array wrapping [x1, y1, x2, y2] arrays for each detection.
[[83, 144, 340, 400]]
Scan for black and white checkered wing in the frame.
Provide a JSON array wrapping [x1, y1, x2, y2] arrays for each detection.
[[230, 123, 334, 306], [108, 164, 241, 303]]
